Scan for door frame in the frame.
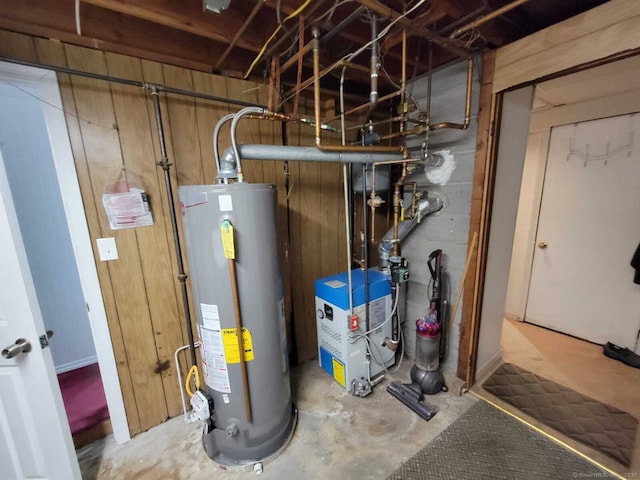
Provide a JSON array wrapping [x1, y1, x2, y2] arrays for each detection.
[[0, 61, 130, 443], [458, 0, 640, 386]]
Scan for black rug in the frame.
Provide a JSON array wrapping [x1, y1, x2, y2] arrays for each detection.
[[483, 362, 637, 467], [387, 400, 607, 480]]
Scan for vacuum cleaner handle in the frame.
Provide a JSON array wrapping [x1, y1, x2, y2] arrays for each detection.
[[427, 249, 442, 279]]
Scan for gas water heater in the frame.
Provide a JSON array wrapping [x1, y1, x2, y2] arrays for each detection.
[[179, 182, 296, 468]]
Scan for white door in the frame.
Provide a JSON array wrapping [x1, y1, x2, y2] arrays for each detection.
[[0, 148, 81, 478], [526, 113, 640, 349], [0, 60, 129, 444]]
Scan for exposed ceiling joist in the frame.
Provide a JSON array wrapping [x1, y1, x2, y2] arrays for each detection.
[[80, 0, 268, 53], [0, 0, 612, 103]]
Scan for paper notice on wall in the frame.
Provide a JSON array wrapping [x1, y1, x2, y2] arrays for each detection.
[[200, 303, 220, 330], [199, 325, 231, 393], [102, 189, 153, 230]]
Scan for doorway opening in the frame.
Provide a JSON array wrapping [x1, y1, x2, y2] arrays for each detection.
[[481, 55, 640, 473], [0, 61, 129, 454]]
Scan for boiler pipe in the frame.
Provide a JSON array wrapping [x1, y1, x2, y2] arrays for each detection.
[[369, 158, 421, 243], [378, 57, 474, 141], [369, 12, 379, 109], [392, 165, 408, 257], [399, 29, 407, 136], [311, 28, 407, 156], [150, 87, 198, 368]]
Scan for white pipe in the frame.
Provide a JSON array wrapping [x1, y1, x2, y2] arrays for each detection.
[[175, 342, 201, 424]]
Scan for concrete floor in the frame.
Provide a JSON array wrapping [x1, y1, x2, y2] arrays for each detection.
[[476, 319, 640, 476], [78, 361, 477, 479]]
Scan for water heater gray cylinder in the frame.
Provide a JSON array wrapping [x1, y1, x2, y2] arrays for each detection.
[[179, 182, 296, 467]]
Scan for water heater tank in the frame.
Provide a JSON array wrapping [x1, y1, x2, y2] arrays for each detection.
[[179, 183, 296, 468]]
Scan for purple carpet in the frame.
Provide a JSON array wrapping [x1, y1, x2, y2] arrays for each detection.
[[58, 363, 110, 434]]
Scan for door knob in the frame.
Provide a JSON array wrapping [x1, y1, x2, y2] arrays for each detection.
[[538, 242, 548, 249], [2, 338, 32, 359]]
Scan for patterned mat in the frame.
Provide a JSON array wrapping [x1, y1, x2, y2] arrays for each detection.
[[483, 362, 637, 467], [388, 400, 606, 479]]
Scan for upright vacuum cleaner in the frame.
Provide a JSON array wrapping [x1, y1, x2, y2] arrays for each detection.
[[387, 249, 448, 421]]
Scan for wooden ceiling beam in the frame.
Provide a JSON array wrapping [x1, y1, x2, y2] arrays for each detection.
[[80, 0, 269, 53], [439, 0, 464, 18], [0, 18, 212, 73], [356, 0, 471, 58], [0, 0, 255, 75], [382, 0, 451, 51]]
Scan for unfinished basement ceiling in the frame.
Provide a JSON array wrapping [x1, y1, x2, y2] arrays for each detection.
[[0, 0, 609, 99]]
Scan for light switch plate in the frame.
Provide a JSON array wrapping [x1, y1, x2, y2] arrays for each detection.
[[97, 237, 119, 261]]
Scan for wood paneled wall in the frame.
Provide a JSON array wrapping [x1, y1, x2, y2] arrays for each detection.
[[0, 29, 347, 435], [285, 97, 347, 363]]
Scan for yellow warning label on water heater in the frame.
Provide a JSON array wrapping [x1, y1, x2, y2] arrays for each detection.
[[332, 357, 345, 387], [221, 327, 254, 363], [220, 221, 235, 259]]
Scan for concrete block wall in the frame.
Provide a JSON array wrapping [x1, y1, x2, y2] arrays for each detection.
[[400, 56, 481, 374]]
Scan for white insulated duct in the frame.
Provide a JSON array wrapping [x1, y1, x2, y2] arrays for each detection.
[[218, 144, 406, 179]]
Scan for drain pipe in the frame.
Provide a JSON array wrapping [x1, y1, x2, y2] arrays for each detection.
[[150, 87, 197, 368]]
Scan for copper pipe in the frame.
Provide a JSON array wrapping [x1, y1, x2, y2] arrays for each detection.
[[392, 164, 408, 256], [379, 57, 474, 141], [311, 28, 407, 156], [244, 112, 293, 121], [369, 11, 379, 108], [400, 29, 407, 135], [345, 115, 407, 132], [324, 91, 401, 123], [404, 182, 418, 218], [345, 115, 423, 133], [450, 0, 532, 39], [228, 258, 252, 424], [284, 59, 372, 101], [215, 0, 266, 71], [355, 0, 471, 59], [285, 59, 347, 99], [368, 158, 420, 243]]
